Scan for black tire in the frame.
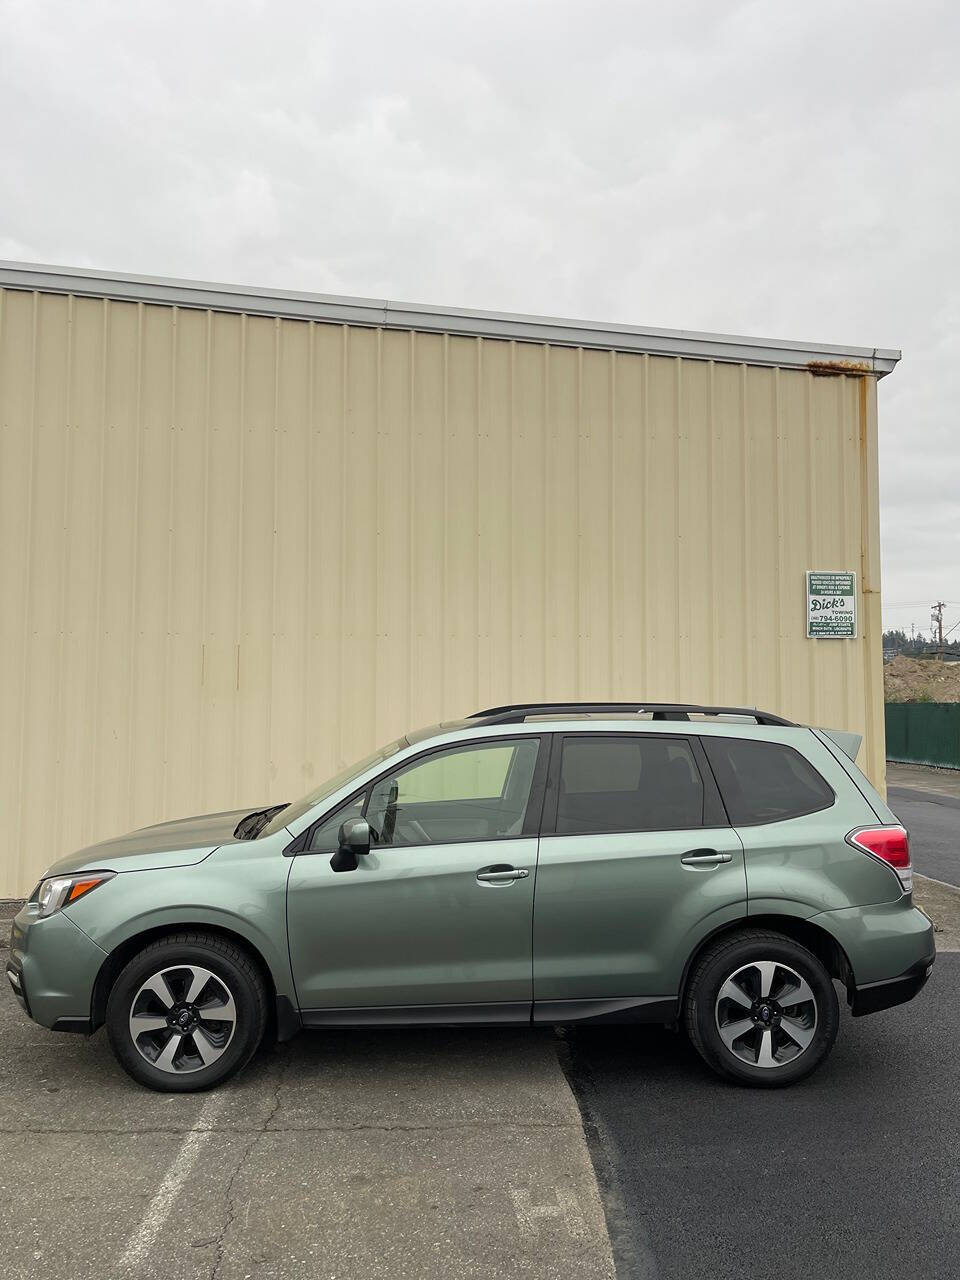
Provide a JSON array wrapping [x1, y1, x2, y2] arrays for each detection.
[[106, 932, 268, 1092], [684, 929, 839, 1087]]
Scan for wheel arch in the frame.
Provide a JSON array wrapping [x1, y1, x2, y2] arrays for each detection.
[[90, 922, 297, 1040], [678, 913, 855, 1013]]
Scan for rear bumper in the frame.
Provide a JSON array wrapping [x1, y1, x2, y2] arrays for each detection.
[[811, 898, 936, 1016], [851, 953, 936, 1017]]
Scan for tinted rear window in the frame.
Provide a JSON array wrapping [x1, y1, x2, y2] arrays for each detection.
[[556, 736, 704, 834], [703, 737, 834, 825]]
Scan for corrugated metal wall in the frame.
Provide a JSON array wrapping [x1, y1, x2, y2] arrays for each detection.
[[0, 287, 884, 896]]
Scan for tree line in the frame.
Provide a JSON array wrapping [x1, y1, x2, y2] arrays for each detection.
[[882, 629, 960, 657]]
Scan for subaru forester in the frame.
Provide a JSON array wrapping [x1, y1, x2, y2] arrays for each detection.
[[7, 703, 934, 1091]]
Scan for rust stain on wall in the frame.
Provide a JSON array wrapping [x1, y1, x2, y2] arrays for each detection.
[[807, 359, 872, 377]]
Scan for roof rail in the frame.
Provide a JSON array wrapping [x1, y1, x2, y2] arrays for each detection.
[[469, 701, 795, 727]]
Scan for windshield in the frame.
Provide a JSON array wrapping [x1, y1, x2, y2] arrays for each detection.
[[257, 737, 407, 838]]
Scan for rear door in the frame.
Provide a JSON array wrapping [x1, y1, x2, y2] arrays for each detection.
[[698, 733, 900, 912], [532, 732, 745, 1014]]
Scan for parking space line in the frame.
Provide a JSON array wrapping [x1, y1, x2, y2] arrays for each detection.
[[508, 1185, 588, 1242], [118, 1092, 228, 1271]]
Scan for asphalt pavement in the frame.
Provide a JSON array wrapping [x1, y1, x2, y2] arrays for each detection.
[[0, 900, 614, 1280], [565, 783, 960, 1280], [564, 953, 960, 1280], [889, 786, 960, 887]]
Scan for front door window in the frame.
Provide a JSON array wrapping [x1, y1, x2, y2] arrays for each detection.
[[366, 738, 540, 847]]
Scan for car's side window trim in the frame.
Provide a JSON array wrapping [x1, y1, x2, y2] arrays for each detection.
[[689, 735, 728, 827], [521, 733, 552, 836], [540, 733, 564, 836], [539, 731, 721, 839], [286, 734, 550, 856]]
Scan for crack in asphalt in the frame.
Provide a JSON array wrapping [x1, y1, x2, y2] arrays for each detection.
[[209, 1048, 290, 1280], [0, 1119, 578, 1136], [0, 1116, 578, 1136]]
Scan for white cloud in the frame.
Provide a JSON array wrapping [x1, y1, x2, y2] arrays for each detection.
[[1, 0, 957, 635]]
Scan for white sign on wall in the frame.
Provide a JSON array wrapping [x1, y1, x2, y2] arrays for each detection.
[[806, 571, 857, 638]]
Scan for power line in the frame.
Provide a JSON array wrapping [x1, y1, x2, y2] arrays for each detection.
[[885, 600, 960, 608]]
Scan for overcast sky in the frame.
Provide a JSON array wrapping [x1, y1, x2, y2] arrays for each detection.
[[2, 0, 958, 640]]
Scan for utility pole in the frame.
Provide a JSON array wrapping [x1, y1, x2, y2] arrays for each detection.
[[932, 601, 945, 661]]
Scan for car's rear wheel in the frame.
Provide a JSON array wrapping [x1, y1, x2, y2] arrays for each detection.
[[684, 930, 839, 1087], [106, 932, 267, 1092]]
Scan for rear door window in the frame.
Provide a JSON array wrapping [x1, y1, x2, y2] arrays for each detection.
[[554, 735, 705, 834], [702, 737, 834, 825]]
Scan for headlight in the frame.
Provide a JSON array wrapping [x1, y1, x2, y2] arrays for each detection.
[[35, 872, 115, 918]]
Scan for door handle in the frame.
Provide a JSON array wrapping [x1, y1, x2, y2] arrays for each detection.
[[680, 848, 732, 866], [476, 866, 529, 884]]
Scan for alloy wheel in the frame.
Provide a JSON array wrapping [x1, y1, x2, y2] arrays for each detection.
[[128, 964, 238, 1074], [714, 959, 818, 1069]]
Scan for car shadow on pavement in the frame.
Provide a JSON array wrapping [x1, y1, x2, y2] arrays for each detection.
[[241, 1022, 575, 1127]]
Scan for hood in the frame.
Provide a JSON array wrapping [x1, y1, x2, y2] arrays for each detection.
[[42, 806, 263, 879]]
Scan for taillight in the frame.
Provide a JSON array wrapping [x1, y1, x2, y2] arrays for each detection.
[[847, 825, 912, 892]]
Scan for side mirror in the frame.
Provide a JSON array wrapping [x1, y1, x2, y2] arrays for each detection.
[[339, 817, 371, 854], [330, 817, 371, 873]]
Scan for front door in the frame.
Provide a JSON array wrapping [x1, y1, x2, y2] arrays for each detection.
[[287, 735, 547, 1020], [532, 732, 746, 1013]]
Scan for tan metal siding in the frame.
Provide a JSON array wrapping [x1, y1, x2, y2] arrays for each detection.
[[0, 288, 885, 896]]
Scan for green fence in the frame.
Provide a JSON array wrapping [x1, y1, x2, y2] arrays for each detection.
[[885, 703, 960, 770]]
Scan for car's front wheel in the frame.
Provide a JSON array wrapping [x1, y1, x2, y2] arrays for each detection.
[[106, 932, 267, 1092], [684, 929, 839, 1087]]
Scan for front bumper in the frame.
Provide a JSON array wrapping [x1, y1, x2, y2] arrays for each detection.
[[7, 905, 107, 1031], [6, 962, 31, 1016]]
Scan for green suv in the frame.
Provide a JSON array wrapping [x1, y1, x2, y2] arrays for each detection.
[[7, 703, 934, 1092]]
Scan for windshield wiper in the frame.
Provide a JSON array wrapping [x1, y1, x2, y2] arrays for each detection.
[[233, 803, 288, 840]]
